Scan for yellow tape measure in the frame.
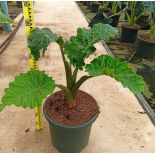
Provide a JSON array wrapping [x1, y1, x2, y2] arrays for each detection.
[[23, 1, 43, 130]]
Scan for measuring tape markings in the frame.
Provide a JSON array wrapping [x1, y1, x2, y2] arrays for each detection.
[[23, 1, 43, 130]]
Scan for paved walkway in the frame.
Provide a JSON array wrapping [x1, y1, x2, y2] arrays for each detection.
[[0, 1, 155, 153]]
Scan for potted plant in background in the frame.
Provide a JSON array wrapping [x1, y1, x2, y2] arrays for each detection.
[[99, 1, 111, 15], [136, 12, 150, 30], [90, 2, 124, 28], [0, 23, 144, 153], [123, 1, 142, 20], [90, 1, 100, 13], [135, 2, 150, 30], [120, 1, 144, 43], [136, 2, 155, 59], [109, 1, 122, 27], [89, 1, 112, 28]]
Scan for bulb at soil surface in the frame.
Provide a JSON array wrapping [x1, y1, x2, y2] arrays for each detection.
[[68, 100, 77, 109]]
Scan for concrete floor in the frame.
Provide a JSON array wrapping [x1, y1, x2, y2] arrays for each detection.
[[0, 1, 155, 153]]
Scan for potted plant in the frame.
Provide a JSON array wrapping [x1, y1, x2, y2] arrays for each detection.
[[135, 2, 150, 29], [90, 1, 100, 13], [136, 12, 150, 29], [136, 2, 155, 59], [124, 1, 141, 20], [0, 23, 144, 152], [91, 2, 124, 28], [124, 2, 149, 29], [99, 1, 111, 15], [121, 2, 144, 43], [109, 2, 122, 27], [89, 9, 113, 28]]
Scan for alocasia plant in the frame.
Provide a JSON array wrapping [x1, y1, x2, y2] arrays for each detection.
[[0, 23, 144, 110]]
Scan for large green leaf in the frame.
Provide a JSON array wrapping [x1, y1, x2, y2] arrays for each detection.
[[28, 28, 59, 61], [0, 70, 56, 111], [0, 11, 13, 24], [64, 23, 118, 69], [85, 55, 144, 94]]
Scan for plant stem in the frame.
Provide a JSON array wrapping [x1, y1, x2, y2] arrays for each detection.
[[57, 39, 79, 109], [57, 75, 92, 108], [72, 75, 92, 96], [69, 62, 72, 76], [57, 84, 73, 99], [57, 84, 76, 108], [57, 39, 71, 87], [67, 62, 73, 88], [71, 68, 78, 88]]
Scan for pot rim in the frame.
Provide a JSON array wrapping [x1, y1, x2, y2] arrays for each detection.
[[43, 91, 98, 129], [137, 35, 155, 44], [121, 22, 140, 29], [43, 106, 98, 129]]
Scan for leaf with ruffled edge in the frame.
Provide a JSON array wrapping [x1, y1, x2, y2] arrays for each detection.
[[28, 28, 59, 61], [0, 70, 56, 111], [64, 23, 118, 69], [85, 55, 144, 94]]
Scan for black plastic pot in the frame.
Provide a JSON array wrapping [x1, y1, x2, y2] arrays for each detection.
[[121, 23, 139, 43], [110, 14, 120, 27], [90, 3, 100, 13], [136, 14, 150, 28], [136, 35, 155, 59], [43, 99, 98, 153]]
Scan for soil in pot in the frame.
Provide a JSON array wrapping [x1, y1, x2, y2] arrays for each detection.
[[136, 34, 155, 59], [121, 23, 139, 43], [136, 13, 150, 29], [44, 90, 99, 126], [110, 14, 120, 27], [44, 90, 99, 152], [90, 3, 100, 13]]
